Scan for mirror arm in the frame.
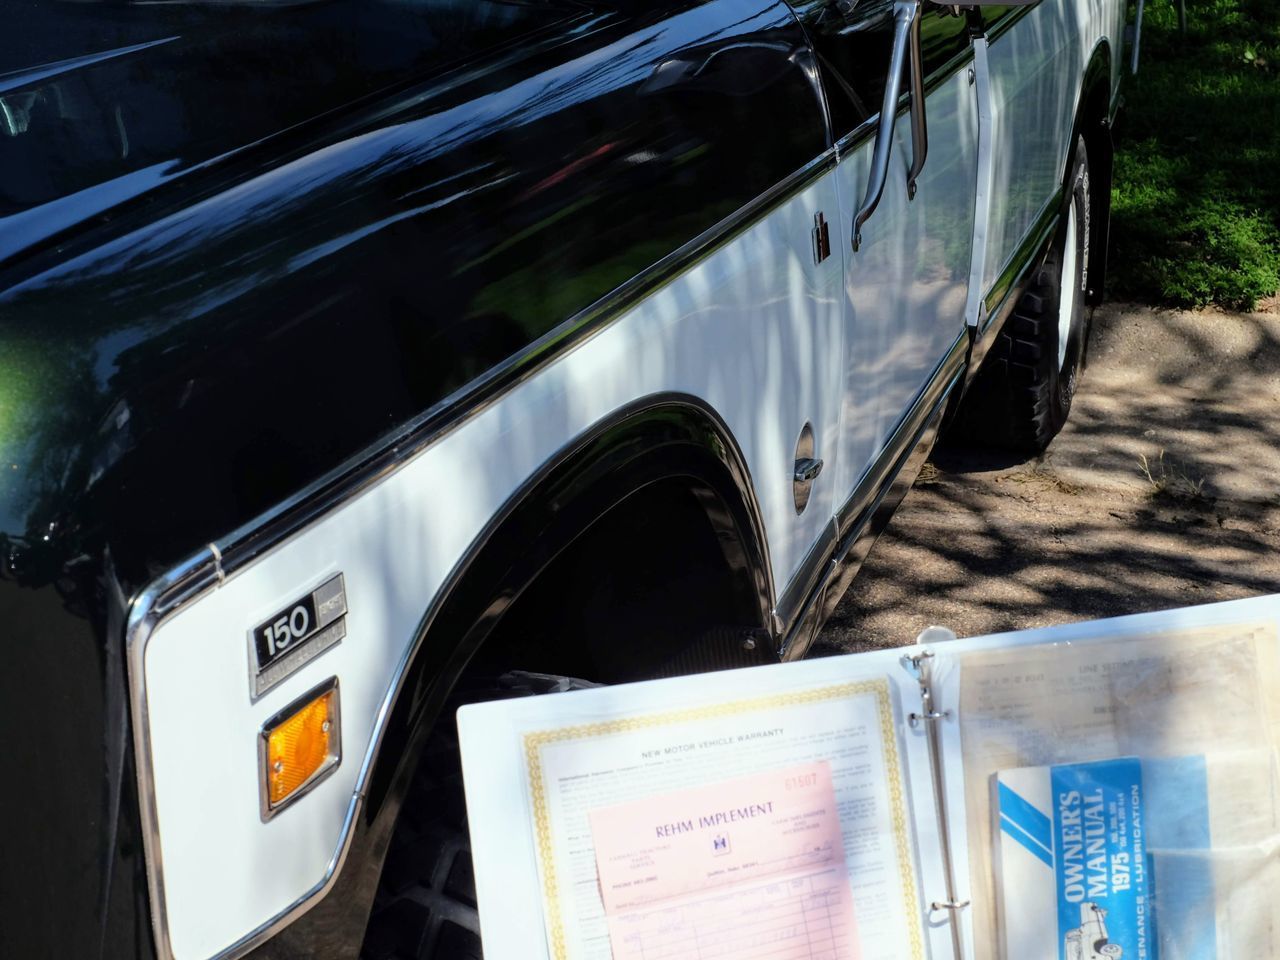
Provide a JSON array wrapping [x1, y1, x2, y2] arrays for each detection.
[[852, 0, 922, 252], [905, 2, 927, 200]]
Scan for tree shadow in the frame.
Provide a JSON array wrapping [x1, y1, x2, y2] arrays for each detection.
[[816, 304, 1280, 653]]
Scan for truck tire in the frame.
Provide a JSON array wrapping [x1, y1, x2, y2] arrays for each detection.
[[360, 672, 599, 960], [952, 135, 1091, 452]]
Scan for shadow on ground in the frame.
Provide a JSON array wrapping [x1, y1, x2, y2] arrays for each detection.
[[816, 302, 1280, 653]]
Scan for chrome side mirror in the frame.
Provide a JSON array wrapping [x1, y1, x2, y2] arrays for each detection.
[[852, 0, 926, 252]]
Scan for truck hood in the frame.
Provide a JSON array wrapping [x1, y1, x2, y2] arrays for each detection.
[[0, 0, 586, 266]]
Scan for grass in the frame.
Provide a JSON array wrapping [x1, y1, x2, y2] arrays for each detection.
[[1138, 449, 1208, 501], [1109, 0, 1280, 310]]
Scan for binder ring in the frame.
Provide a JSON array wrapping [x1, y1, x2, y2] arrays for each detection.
[[930, 898, 970, 912], [908, 708, 948, 726]]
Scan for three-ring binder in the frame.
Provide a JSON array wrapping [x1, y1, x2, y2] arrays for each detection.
[[904, 629, 968, 960]]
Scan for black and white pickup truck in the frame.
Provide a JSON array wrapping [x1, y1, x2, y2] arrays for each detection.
[[0, 1, 1132, 957]]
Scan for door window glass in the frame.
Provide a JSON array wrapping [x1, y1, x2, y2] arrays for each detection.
[[789, 0, 970, 141]]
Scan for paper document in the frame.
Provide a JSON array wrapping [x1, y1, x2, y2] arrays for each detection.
[[522, 678, 924, 960], [457, 596, 1280, 960], [954, 622, 1280, 959], [589, 761, 858, 960]]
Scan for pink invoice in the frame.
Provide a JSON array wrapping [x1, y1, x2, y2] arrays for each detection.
[[588, 760, 859, 960]]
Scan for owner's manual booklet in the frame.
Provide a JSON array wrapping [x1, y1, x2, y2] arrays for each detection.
[[995, 758, 1155, 959], [458, 594, 1280, 960]]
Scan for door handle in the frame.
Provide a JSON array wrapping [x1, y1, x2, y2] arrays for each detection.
[[852, 0, 928, 251], [793, 457, 824, 483]]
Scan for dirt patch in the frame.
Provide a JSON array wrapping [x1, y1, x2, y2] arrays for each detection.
[[817, 302, 1280, 653]]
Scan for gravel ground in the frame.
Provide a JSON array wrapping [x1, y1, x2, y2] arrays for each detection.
[[817, 300, 1280, 653]]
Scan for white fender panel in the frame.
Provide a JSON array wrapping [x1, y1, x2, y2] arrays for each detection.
[[139, 164, 844, 959]]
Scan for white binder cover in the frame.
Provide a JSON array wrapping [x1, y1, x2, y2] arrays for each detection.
[[458, 593, 1280, 960]]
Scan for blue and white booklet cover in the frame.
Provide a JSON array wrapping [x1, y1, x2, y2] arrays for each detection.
[[996, 757, 1159, 960], [994, 751, 1280, 960]]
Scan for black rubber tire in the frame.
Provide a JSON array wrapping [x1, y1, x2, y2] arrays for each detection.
[[360, 672, 599, 960], [951, 135, 1092, 452]]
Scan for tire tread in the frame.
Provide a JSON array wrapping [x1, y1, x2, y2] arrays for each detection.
[[360, 673, 598, 960], [949, 136, 1092, 453]]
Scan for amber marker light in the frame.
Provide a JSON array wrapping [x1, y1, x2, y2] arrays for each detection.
[[259, 677, 341, 819]]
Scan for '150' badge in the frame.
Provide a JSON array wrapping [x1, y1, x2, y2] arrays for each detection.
[[249, 574, 347, 699]]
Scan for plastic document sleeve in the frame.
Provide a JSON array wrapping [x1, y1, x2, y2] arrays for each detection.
[[458, 593, 1280, 960], [932, 604, 1280, 960]]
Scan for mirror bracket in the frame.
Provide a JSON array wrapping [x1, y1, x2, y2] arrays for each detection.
[[905, 0, 927, 201], [852, 1, 926, 251]]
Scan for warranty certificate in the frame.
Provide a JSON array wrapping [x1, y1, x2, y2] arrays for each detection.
[[522, 679, 923, 960]]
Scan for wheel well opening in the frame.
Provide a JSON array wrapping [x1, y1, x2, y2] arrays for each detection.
[[359, 475, 768, 960], [467, 476, 770, 685], [356, 474, 773, 960]]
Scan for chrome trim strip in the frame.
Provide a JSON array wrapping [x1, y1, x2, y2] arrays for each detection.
[[125, 547, 224, 960], [773, 516, 839, 635], [835, 330, 968, 545], [778, 329, 969, 657], [209, 798, 364, 960], [124, 143, 819, 953], [211, 146, 835, 581], [258, 676, 342, 822], [963, 34, 993, 328], [980, 188, 1062, 334], [131, 394, 772, 958]]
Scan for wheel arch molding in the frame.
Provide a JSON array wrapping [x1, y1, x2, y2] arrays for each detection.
[[363, 391, 777, 813], [246, 392, 777, 958]]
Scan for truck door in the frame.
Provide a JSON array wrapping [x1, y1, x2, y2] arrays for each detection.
[[791, 2, 978, 513], [974, 1, 1086, 317]]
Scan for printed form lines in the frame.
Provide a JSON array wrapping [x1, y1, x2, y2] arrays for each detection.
[[616, 870, 852, 960]]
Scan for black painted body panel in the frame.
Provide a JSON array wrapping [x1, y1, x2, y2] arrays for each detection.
[[0, 1, 827, 955], [0, 0, 826, 592]]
